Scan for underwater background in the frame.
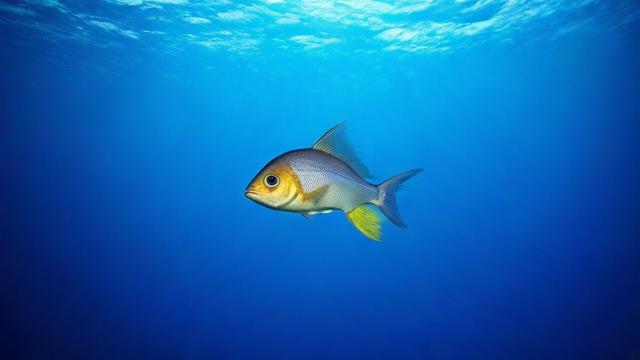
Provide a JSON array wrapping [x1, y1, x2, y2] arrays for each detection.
[[1, 1, 639, 359]]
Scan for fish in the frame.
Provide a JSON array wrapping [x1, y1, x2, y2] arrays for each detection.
[[244, 123, 421, 241]]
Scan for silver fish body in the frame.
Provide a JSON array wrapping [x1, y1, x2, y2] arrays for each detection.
[[245, 123, 421, 241], [278, 149, 378, 213]]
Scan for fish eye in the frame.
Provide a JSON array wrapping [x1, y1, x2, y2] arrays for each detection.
[[264, 174, 279, 188]]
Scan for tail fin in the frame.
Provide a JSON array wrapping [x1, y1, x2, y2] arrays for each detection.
[[377, 169, 422, 228]]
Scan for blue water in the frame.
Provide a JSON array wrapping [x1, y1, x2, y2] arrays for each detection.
[[1, 1, 639, 359]]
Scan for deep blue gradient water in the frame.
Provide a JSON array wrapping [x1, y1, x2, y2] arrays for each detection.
[[1, 1, 640, 359]]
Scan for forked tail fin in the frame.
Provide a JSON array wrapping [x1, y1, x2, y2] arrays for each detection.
[[377, 169, 422, 228]]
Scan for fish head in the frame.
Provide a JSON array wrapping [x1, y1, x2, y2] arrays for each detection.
[[245, 157, 300, 209]]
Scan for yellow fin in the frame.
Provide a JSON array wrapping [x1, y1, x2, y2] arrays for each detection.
[[346, 205, 382, 241], [303, 184, 329, 205]]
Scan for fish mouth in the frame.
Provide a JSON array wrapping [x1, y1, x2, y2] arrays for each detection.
[[245, 190, 268, 206]]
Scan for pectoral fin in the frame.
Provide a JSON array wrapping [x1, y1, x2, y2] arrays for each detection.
[[346, 205, 382, 241], [301, 213, 313, 221], [302, 185, 329, 205]]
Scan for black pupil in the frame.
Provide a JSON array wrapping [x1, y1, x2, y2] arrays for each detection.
[[266, 175, 278, 186]]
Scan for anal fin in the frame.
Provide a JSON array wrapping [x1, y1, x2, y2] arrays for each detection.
[[346, 205, 382, 241]]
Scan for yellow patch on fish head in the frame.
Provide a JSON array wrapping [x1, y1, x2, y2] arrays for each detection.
[[245, 158, 301, 210]]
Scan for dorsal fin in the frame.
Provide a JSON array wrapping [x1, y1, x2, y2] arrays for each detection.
[[311, 123, 373, 179]]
